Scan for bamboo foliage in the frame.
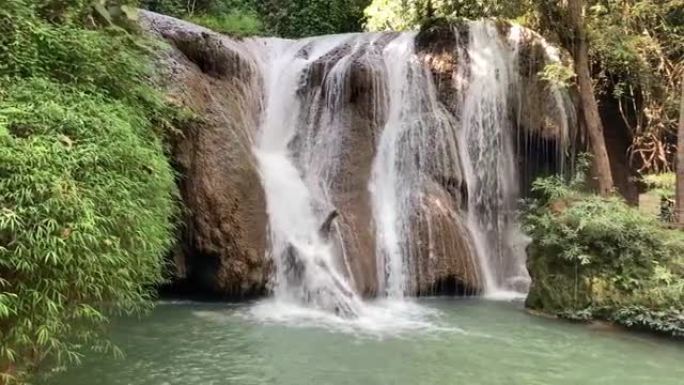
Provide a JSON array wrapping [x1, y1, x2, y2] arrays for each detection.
[[0, 1, 178, 383]]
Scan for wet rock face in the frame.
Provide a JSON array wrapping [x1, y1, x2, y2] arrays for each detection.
[[286, 32, 481, 296], [417, 19, 573, 144], [516, 38, 573, 142], [409, 181, 482, 295], [410, 20, 574, 295], [407, 22, 483, 295], [415, 18, 469, 117], [141, 12, 270, 298]]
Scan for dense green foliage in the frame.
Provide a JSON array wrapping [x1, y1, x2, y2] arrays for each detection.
[[0, 1, 177, 382], [142, 0, 370, 37], [187, 9, 263, 37], [364, 0, 525, 31], [523, 165, 684, 337], [642, 172, 676, 222], [643, 172, 676, 196]]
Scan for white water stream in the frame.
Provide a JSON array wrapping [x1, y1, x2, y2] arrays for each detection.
[[457, 22, 529, 298], [248, 36, 365, 317]]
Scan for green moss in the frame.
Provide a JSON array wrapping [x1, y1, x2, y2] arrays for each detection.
[[523, 173, 684, 337]]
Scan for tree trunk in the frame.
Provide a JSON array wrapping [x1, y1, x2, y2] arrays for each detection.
[[675, 77, 684, 224], [568, 0, 614, 195]]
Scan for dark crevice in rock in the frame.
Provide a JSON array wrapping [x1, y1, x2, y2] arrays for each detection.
[[599, 95, 640, 204], [417, 274, 481, 297], [516, 131, 563, 197]]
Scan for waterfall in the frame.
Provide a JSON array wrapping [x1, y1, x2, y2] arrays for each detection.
[[246, 36, 374, 317], [235, 21, 572, 314], [369, 32, 417, 298], [370, 33, 467, 298], [457, 22, 529, 297]]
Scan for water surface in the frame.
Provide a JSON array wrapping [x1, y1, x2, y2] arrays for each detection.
[[47, 299, 684, 385]]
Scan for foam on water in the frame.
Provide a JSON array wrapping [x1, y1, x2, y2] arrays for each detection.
[[483, 290, 528, 301], [245, 299, 463, 338]]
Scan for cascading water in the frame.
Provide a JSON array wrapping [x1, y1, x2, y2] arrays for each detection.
[[457, 22, 571, 297], [232, 20, 572, 321], [370, 33, 469, 298], [248, 36, 366, 317], [457, 22, 530, 297]]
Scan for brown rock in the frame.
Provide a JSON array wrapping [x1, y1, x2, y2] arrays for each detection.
[[141, 12, 270, 298], [409, 180, 482, 295]]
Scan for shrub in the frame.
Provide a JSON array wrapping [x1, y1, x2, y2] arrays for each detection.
[[522, 167, 684, 337], [0, 1, 177, 382], [141, 0, 264, 36], [643, 172, 676, 195], [188, 9, 263, 37], [642, 172, 676, 222]]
